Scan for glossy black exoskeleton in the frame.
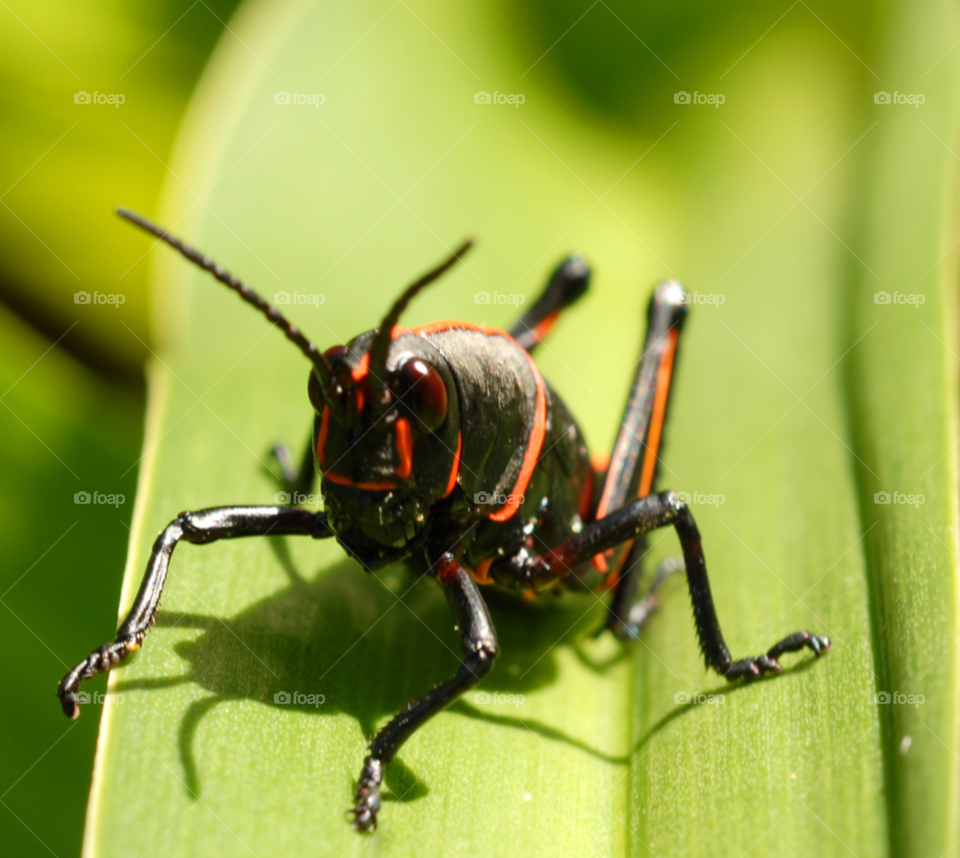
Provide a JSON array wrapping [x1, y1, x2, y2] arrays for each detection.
[[58, 209, 830, 833]]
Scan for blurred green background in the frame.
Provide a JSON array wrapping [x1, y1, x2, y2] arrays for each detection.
[[1, 1, 957, 856], [0, 3, 242, 856]]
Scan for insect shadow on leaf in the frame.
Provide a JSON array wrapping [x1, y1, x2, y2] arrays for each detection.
[[115, 540, 625, 801]]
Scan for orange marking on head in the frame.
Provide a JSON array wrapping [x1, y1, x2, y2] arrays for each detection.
[[395, 418, 413, 480], [316, 406, 330, 466], [443, 432, 462, 498]]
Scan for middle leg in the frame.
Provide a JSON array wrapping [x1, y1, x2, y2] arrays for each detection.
[[596, 280, 688, 630]]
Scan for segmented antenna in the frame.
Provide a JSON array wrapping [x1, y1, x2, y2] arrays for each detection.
[[116, 208, 333, 388], [366, 237, 474, 404]]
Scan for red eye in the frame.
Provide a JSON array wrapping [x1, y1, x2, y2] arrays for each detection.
[[397, 359, 447, 432]]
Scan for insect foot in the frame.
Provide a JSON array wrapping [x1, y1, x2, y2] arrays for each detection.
[[57, 638, 137, 718], [351, 756, 384, 833], [725, 631, 832, 681]]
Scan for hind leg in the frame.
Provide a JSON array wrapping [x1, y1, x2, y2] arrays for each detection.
[[509, 255, 590, 352], [590, 280, 687, 630]]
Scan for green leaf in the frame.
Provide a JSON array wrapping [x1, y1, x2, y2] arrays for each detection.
[[81, 1, 960, 856]]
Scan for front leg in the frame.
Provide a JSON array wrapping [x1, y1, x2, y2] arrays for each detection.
[[57, 505, 333, 718], [352, 553, 499, 832], [497, 491, 830, 680]]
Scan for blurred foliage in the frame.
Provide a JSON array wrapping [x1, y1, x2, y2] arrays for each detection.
[[0, 0, 241, 381], [0, 304, 141, 857], [0, 4, 239, 857]]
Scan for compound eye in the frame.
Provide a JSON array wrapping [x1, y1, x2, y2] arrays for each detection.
[[397, 359, 447, 432]]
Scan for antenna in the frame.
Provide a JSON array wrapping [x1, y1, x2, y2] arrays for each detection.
[[116, 208, 333, 389], [366, 237, 474, 404]]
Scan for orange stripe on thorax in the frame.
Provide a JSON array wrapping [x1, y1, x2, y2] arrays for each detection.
[[411, 320, 547, 521], [413, 320, 547, 523], [395, 417, 413, 480]]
